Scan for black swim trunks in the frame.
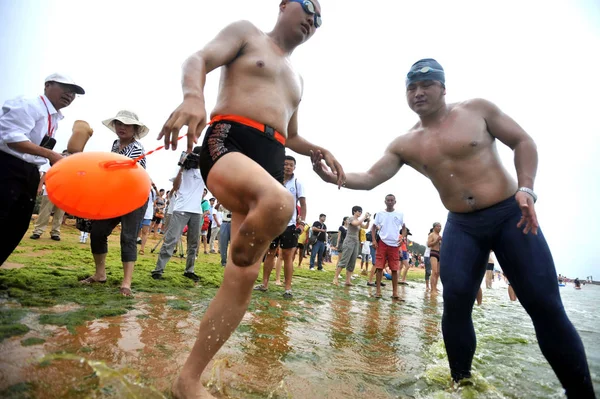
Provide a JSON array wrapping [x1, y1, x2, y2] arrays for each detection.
[[269, 225, 300, 250], [430, 249, 440, 261], [200, 116, 285, 185]]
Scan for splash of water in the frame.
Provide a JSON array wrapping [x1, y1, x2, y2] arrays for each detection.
[[267, 378, 292, 399], [206, 358, 230, 395], [40, 354, 165, 398]]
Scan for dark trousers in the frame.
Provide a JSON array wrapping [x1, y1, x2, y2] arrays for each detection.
[[90, 203, 147, 263], [0, 151, 40, 265], [440, 196, 594, 398], [309, 240, 325, 270], [206, 221, 212, 243]]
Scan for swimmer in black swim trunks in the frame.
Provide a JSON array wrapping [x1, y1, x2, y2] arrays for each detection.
[[427, 223, 442, 293], [158, 2, 345, 398]]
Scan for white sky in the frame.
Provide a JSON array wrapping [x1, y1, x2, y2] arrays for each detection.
[[1, 0, 599, 279]]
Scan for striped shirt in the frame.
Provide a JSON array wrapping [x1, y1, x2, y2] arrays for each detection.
[[111, 139, 146, 169]]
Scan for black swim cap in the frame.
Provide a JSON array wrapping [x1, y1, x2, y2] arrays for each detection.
[[406, 58, 445, 88]]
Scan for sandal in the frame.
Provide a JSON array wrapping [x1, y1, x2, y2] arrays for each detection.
[[374, 293, 382, 298], [79, 276, 107, 284], [119, 287, 133, 297], [139, 249, 145, 255], [253, 284, 268, 292], [391, 296, 405, 301]]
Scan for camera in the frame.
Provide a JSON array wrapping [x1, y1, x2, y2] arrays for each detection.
[[40, 135, 56, 150], [178, 147, 202, 170]]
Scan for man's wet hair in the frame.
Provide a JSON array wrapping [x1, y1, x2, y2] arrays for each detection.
[[320, 213, 326, 218], [285, 155, 296, 164], [385, 194, 395, 199], [351, 206, 362, 214]]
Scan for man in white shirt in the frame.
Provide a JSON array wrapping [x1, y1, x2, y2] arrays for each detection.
[[254, 156, 306, 298], [371, 194, 406, 299], [209, 198, 221, 253], [31, 160, 67, 240], [151, 147, 206, 281], [0, 73, 84, 265]]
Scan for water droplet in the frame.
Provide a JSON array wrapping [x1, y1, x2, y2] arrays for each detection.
[[249, 243, 254, 247], [450, 174, 454, 177]]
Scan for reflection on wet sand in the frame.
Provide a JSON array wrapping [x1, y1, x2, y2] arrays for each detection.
[[3, 281, 588, 398], [421, 292, 441, 348], [238, 298, 293, 395], [9, 295, 200, 398]]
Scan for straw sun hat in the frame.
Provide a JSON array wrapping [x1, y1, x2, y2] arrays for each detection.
[[102, 110, 149, 139]]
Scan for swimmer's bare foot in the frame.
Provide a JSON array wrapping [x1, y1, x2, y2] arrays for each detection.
[[172, 375, 216, 399], [332, 279, 339, 286], [275, 280, 282, 286]]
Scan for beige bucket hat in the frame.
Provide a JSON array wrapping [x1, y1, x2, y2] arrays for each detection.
[[102, 110, 149, 139]]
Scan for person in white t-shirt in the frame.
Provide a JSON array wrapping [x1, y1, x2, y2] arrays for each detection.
[[255, 156, 306, 298], [371, 194, 406, 299], [151, 147, 206, 282]]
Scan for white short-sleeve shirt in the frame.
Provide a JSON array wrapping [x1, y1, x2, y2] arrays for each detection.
[[284, 175, 305, 226], [174, 169, 206, 214], [374, 210, 404, 247]]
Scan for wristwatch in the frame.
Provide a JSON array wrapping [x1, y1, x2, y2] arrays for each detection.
[[517, 187, 537, 203]]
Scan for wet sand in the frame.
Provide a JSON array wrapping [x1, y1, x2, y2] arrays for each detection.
[[2, 279, 598, 398]]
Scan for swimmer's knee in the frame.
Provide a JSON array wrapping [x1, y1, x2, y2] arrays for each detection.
[[258, 190, 294, 227], [231, 245, 260, 267]]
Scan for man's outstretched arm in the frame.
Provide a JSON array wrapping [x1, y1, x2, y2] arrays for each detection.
[[312, 139, 404, 190]]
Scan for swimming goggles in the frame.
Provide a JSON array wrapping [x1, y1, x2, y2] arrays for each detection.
[[406, 66, 444, 79], [289, 0, 322, 28]]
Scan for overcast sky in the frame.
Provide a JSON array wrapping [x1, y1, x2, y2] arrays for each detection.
[[1, 0, 599, 279]]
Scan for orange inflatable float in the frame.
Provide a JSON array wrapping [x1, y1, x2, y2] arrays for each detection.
[[45, 152, 151, 219]]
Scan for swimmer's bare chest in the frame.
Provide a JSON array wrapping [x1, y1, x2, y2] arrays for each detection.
[[400, 105, 516, 211], [212, 34, 303, 135]]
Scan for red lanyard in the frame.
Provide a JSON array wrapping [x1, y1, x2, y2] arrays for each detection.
[[39, 96, 55, 138]]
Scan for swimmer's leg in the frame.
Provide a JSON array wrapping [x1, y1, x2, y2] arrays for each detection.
[[173, 153, 293, 399], [440, 218, 489, 382], [493, 220, 595, 398]]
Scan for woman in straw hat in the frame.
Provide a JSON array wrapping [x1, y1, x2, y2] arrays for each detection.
[[79, 110, 149, 297]]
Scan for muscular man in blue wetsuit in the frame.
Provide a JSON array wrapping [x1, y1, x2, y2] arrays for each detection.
[[312, 58, 594, 398]]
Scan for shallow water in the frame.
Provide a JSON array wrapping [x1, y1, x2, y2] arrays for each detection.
[[1, 278, 598, 398]]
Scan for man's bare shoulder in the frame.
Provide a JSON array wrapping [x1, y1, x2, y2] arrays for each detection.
[[385, 129, 417, 158], [220, 20, 264, 39], [457, 98, 500, 117]]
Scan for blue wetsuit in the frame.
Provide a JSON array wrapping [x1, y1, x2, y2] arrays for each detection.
[[440, 196, 594, 398]]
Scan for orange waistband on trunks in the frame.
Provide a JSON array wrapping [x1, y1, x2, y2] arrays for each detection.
[[209, 114, 286, 146]]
